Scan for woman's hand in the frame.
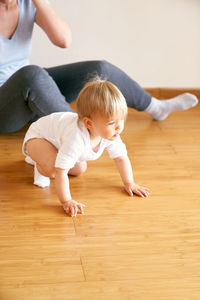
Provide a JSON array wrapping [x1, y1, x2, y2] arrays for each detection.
[[62, 200, 85, 217], [124, 182, 149, 198]]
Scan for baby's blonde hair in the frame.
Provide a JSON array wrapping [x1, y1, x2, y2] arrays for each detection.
[[76, 79, 128, 120]]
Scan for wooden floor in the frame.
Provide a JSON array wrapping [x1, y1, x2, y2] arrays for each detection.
[[0, 92, 200, 300]]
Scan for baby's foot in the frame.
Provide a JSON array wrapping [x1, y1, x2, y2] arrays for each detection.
[[34, 164, 50, 188], [25, 156, 35, 165]]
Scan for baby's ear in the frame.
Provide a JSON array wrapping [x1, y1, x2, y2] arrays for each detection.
[[82, 117, 93, 130]]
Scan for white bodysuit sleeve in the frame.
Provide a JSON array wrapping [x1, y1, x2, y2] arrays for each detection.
[[55, 136, 85, 171], [55, 151, 77, 171], [106, 136, 127, 159]]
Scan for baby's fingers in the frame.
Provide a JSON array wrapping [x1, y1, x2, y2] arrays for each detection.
[[70, 205, 77, 217], [134, 188, 145, 197], [62, 203, 76, 216], [142, 188, 150, 197], [135, 186, 149, 197], [62, 201, 85, 217], [62, 204, 70, 214], [77, 202, 85, 215], [70, 202, 85, 217], [126, 188, 133, 197], [141, 186, 150, 197]]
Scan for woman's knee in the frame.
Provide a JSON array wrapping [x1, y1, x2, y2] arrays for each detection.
[[93, 60, 109, 76], [17, 65, 49, 87]]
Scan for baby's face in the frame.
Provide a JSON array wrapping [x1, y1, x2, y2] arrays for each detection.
[[90, 112, 125, 141]]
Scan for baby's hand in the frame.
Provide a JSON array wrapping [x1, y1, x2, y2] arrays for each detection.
[[124, 182, 149, 198], [62, 200, 85, 217]]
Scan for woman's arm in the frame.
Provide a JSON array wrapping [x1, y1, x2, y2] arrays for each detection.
[[114, 155, 149, 197], [55, 168, 85, 216], [33, 0, 72, 48]]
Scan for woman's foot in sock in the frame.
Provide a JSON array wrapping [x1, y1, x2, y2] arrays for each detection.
[[34, 164, 50, 188], [145, 93, 198, 121]]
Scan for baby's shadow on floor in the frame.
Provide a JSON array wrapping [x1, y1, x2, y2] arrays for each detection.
[[0, 159, 33, 186]]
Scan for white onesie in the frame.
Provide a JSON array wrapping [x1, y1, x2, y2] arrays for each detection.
[[23, 112, 127, 171]]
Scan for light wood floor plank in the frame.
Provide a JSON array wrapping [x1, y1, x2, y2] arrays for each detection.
[[1, 279, 200, 300]]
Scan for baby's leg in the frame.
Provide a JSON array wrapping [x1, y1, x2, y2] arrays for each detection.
[[26, 138, 58, 187], [68, 162, 87, 176]]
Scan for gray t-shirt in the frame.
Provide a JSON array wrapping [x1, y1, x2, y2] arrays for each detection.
[[0, 0, 36, 86]]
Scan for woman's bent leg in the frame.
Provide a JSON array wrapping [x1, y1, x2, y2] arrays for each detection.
[[0, 65, 73, 133], [46, 60, 152, 110], [47, 60, 198, 119]]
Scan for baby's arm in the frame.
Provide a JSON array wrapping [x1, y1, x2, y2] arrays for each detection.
[[114, 155, 149, 197], [55, 168, 85, 217]]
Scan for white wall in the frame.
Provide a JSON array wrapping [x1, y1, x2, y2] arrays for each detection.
[[31, 0, 200, 88]]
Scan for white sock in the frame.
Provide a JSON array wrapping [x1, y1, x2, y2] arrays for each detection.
[[34, 164, 50, 188], [145, 93, 198, 120], [25, 156, 35, 166]]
